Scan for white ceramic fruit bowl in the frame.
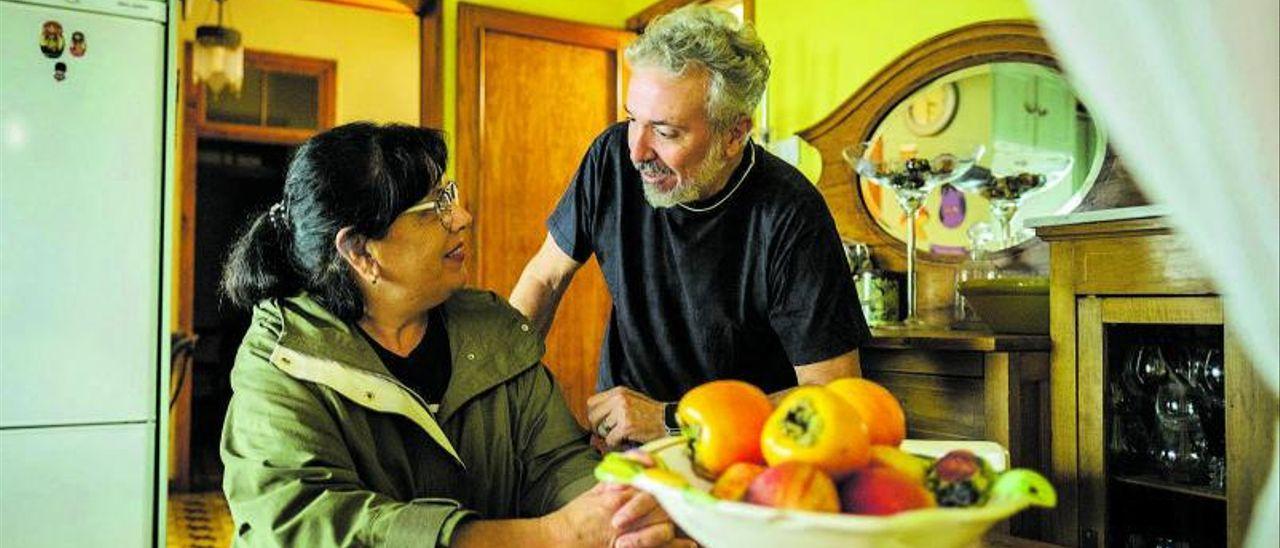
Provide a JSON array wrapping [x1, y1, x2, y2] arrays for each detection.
[[595, 437, 1055, 548]]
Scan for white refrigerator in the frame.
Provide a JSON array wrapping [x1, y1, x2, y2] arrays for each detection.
[[0, 0, 171, 545]]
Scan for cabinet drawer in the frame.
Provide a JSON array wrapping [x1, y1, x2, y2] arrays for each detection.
[[861, 349, 984, 378], [863, 371, 985, 440], [1071, 234, 1212, 294]]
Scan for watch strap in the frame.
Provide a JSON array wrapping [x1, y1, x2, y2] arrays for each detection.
[[663, 402, 681, 436]]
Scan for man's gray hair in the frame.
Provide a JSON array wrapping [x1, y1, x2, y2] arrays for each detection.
[[625, 5, 770, 131]]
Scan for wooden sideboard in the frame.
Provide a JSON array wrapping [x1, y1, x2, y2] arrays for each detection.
[[1035, 211, 1275, 547], [862, 328, 1052, 538]]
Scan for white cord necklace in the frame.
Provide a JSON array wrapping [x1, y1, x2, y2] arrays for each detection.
[[678, 144, 756, 213]]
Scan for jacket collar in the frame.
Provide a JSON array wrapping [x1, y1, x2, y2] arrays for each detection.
[[260, 290, 546, 461]]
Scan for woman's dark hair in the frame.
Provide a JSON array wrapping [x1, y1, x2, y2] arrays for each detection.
[[221, 122, 448, 320]]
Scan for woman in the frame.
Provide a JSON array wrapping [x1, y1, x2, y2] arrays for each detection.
[[220, 122, 685, 547]]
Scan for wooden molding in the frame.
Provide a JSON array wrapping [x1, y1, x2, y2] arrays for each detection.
[[797, 20, 1052, 319], [420, 5, 443, 128]]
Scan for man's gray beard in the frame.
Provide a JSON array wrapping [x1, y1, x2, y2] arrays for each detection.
[[639, 144, 729, 209], [641, 176, 704, 208]]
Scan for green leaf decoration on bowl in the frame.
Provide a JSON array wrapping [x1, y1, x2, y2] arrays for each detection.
[[988, 468, 1057, 508]]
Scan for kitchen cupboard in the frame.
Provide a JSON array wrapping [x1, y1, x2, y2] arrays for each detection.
[[992, 64, 1076, 156]]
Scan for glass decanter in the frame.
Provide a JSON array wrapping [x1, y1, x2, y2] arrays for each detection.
[[952, 222, 1000, 327], [842, 141, 984, 326]]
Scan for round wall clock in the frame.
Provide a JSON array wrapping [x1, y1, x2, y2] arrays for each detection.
[[904, 82, 958, 137]]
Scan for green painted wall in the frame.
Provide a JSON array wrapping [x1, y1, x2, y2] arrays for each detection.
[[754, 0, 1035, 181]]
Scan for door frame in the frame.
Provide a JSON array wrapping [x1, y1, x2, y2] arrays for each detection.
[[454, 4, 633, 285], [172, 46, 334, 490]]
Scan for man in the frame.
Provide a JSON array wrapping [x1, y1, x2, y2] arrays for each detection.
[[510, 6, 869, 450]]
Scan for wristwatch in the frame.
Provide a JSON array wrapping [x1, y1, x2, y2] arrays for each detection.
[[662, 402, 681, 437]]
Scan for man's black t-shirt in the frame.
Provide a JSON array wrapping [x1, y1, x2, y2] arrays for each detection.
[[548, 122, 869, 402], [358, 307, 451, 405]]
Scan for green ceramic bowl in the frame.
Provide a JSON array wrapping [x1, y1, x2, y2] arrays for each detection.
[[958, 277, 1050, 334]]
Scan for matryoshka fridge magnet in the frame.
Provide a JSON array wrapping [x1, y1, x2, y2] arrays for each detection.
[[41, 21, 65, 58], [70, 31, 86, 57], [54, 62, 67, 82]]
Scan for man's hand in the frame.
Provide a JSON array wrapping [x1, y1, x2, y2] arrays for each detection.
[[587, 386, 667, 450]]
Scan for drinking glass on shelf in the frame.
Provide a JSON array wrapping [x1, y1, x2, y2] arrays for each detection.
[[842, 140, 984, 327], [1154, 369, 1210, 485], [1121, 344, 1170, 403], [1200, 348, 1225, 399], [1180, 345, 1227, 461]]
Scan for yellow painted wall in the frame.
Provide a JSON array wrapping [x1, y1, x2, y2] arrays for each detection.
[[754, 0, 1036, 181], [172, 0, 421, 328], [180, 0, 421, 124]]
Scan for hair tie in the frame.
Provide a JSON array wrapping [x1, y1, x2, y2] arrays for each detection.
[[268, 201, 289, 230]]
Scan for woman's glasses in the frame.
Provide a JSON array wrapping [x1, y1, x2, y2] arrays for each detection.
[[402, 180, 458, 230]]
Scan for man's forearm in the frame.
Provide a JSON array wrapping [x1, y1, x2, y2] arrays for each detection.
[[509, 267, 569, 338], [771, 349, 863, 404]]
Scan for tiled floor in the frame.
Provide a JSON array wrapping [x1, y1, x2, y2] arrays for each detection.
[[167, 492, 235, 548]]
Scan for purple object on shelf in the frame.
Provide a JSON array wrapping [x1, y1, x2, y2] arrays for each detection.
[[939, 184, 967, 228]]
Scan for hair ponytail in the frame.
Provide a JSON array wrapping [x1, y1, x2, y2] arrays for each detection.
[[218, 122, 449, 320], [221, 208, 301, 310]]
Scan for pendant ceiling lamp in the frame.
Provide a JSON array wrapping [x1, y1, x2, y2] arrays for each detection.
[[193, 0, 243, 96]]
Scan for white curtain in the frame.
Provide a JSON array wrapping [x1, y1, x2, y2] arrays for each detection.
[[1027, 0, 1279, 544]]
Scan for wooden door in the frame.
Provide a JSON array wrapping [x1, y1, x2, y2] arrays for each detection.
[[457, 5, 632, 426]]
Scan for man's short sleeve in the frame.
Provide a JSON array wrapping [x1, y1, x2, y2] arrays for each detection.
[[766, 197, 870, 365], [546, 132, 609, 263]]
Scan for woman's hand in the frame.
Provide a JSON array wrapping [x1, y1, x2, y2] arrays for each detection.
[[607, 485, 695, 548], [545, 482, 694, 547]]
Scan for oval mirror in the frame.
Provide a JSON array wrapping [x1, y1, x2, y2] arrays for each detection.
[[859, 62, 1107, 255]]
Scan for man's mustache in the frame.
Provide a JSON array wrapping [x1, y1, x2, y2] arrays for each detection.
[[635, 160, 673, 178]]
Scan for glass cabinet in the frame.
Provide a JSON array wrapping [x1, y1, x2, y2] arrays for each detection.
[[1036, 211, 1275, 547], [1078, 298, 1231, 546]]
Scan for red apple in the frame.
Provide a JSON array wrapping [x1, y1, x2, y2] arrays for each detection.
[[840, 467, 936, 516], [711, 462, 767, 501], [744, 462, 840, 513]]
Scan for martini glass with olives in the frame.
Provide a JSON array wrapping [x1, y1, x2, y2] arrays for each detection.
[[842, 142, 984, 327], [954, 149, 1074, 249]]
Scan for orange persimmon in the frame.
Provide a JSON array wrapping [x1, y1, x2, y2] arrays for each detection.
[[826, 378, 907, 447], [761, 386, 871, 479], [677, 380, 773, 479]]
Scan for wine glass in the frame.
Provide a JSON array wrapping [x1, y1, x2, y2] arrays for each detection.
[[1121, 344, 1169, 402], [952, 145, 1074, 249], [842, 141, 984, 326]]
